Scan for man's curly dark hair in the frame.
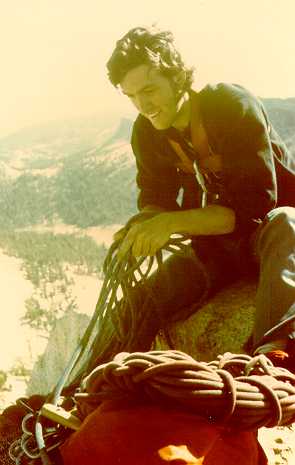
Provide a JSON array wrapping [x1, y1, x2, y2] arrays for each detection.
[[106, 26, 194, 92]]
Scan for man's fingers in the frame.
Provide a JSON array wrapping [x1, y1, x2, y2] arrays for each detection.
[[131, 235, 146, 257], [117, 228, 136, 260], [113, 227, 127, 242], [148, 241, 162, 256], [118, 232, 151, 259], [132, 236, 162, 257], [117, 239, 132, 260], [116, 221, 167, 260], [145, 239, 163, 257]]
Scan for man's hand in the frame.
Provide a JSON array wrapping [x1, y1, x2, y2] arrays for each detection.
[[117, 213, 173, 260], [113, 208, 165, 244]]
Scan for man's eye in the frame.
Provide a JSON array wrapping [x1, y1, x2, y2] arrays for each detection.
[[144, 88, 155, 94]]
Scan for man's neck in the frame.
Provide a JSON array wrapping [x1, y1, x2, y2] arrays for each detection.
[[171, 92, 191, 130], [172, 91, 201, 133]]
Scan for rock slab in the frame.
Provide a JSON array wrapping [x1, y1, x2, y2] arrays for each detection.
[[155, 279, 256, 360]]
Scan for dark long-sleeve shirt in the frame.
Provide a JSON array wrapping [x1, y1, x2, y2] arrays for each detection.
[[131, 83, 295, 236]]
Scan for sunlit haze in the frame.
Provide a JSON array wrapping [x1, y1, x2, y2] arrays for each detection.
[[1, 0, 295, 137]]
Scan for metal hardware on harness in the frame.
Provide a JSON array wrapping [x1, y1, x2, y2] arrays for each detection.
[[8, 407, 69, 464], [41, 404, 81, 431], [193, 161, 207, 207]]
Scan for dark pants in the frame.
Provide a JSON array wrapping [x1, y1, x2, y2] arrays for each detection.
[[126, 206, 295, 352], [253, 207, 295, 346]]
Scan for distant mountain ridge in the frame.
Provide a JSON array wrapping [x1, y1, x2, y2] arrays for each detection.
[[0, 97, 294, 157], [0, 115, 136, 228], [0, 96, 293, 229]]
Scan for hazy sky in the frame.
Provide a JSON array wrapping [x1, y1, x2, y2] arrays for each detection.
[[1, 0, 295, 137]]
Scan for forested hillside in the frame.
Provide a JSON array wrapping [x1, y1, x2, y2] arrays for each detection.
[[0, 98, 294, 231], [0, 117, 136, 228]]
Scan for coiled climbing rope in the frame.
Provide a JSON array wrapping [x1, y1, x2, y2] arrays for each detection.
[[75, 350, 295, 431]]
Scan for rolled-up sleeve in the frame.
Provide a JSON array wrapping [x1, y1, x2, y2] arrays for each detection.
[[222, 101, 277, 232], [131, 118, 180, 211]]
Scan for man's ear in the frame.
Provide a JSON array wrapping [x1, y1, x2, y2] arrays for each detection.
[[173, 70, 186, 92]]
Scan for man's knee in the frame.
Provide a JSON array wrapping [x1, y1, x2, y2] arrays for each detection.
[[264, 206, 295, 228], [148, 247, 210, 305], [255, 207, 295, 257]]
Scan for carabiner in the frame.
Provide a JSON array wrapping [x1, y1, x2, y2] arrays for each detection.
[[21, 412, 36, 435], [8, 438, 22, 462], [20, 433, 40, 460]]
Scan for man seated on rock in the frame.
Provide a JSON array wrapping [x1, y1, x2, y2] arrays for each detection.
[[106, 25, 295, 369]]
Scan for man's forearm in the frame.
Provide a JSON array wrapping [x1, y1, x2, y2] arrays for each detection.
[[117, 204, 236, 259], [161, 205, 236, 236], [141, 204, 166, 213]]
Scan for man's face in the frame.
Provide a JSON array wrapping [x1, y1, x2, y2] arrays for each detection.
[[120, 64, 183, 130]]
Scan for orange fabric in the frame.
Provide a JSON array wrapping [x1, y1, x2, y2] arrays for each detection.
[[159, 444, 204, 463], [60, 399, 266, 465], [168, 139, 195, 174]]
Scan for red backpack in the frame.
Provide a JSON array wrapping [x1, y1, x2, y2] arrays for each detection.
[[61, 398, 267, 465]]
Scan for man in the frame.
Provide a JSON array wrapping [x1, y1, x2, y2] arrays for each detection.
[[106, 26, 295, 367]]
